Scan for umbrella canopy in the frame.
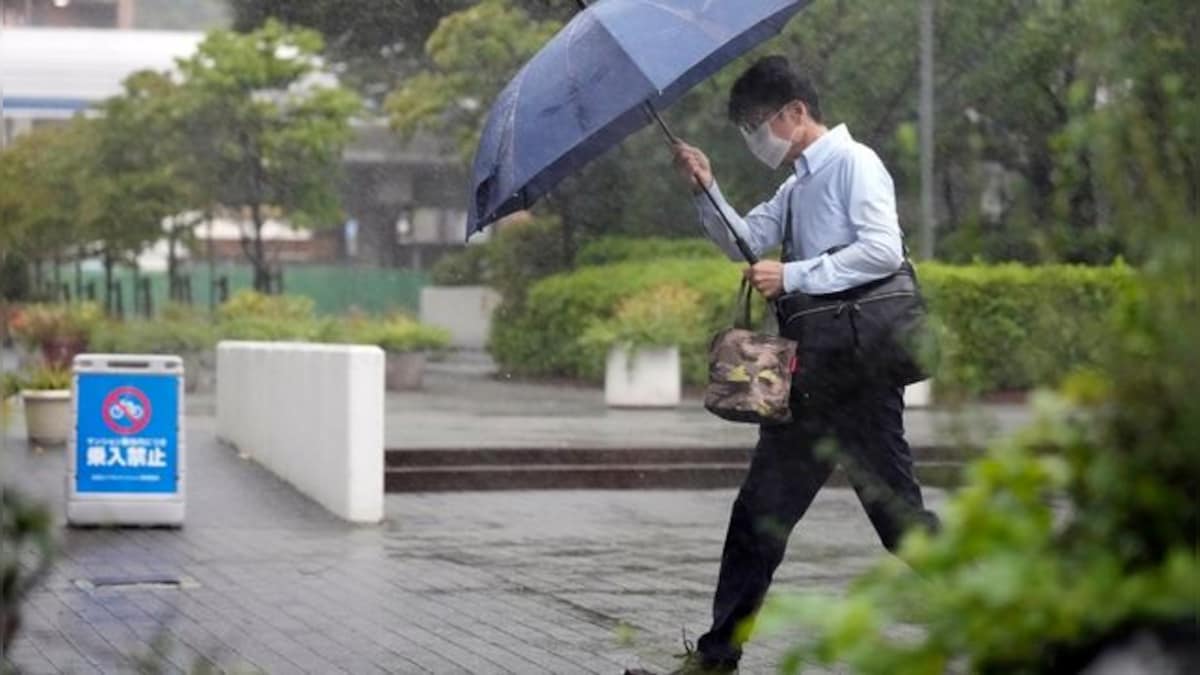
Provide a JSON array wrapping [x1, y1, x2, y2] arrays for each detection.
[[467, 0, 812, 236]]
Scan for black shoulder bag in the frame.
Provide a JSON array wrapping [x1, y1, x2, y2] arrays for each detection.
[[775, 202, 932, 405]]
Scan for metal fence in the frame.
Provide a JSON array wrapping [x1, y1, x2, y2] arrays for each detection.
[[43, 263, 427, 317]]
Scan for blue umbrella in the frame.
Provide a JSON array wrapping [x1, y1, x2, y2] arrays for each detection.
[[467, 0, 812, 257]]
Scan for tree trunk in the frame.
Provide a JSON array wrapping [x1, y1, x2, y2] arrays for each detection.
[[167, 227, 179, 302], [130, 259, 141, 317], [941, 168, 961, 233], [52, 254, 62, 299], [74, 251, 83, 303], [547, 192, 578, 269], [251, 203, 269, 292], [103, 250, 115, 316], [1027, 151, 1057, 236], [206, 212, 216, 313], [32, 259, 44, 300]]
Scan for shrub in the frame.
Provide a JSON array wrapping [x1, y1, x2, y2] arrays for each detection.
[[579, 283, 708, 380], [429, 245, 489, 286], [920, 262, 1136, 394], [581, 283, 707, 351], [348, 316, 451, 353], [575, 236, 722, 267], [9, 365, 72, 391], [489, 259, 1135, 393], [9, 302, 102, 348], [217, 316, 322, 342], [485, 216, 572, 308], [216, 290, 315, 323], [213, 291, 329, 343], [1, 487, 54, 656], [491, 258, 744, 383], [90, 319, 217, 354], [2, 371, 23, 398]]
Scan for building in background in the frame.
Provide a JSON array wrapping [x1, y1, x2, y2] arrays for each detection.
[[0, 5, 471, 272], [0, 0, 135, 29], [0, 0, 227, 30], [0, 27, 203, 140]]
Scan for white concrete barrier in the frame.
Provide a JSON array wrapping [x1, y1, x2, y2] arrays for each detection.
[[216, 341, 384, 523], [419, 286, 501, 350]]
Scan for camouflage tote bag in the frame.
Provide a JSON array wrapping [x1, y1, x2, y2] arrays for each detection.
[[704, 280, 798, 425]]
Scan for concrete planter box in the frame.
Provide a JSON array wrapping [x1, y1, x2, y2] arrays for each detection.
[[904, 379, 933, 408], [605, 345, 681, 408], [419, 286, 501, 350], [385, 351, 427, 391], [22, 389, 72, 446]]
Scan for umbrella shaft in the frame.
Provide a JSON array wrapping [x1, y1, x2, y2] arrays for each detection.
[[642, 103, 759, 264], [574, 0, 757, 265], [644, 102, 679, 144]]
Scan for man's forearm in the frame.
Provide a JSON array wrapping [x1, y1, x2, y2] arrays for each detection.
[[783, 235, 903, 294]]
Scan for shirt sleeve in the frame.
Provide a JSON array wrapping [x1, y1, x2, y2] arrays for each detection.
[[782, 147, 904, 294], [694, 178, 794, 262]]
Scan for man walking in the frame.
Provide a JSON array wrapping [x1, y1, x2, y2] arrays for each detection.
[[631, 56, 940, 675]]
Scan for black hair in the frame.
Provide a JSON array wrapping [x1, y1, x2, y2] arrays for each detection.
[[728, 55, 822, 125]]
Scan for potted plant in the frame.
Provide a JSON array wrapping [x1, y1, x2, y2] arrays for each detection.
[[9, 303, 101, 369], [12, 365, 73, 446], [582, 284, 704, 408], [89, 307, 218, 393], [354, 316, 451, 390]]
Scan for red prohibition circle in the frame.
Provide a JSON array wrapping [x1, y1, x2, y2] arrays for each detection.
[[101, 386, 152, 436]]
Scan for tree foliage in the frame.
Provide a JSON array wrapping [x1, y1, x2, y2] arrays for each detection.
[[371, 0, 1172, 263], [228, 0, 569, 103], [385, 0, 561, 159], [0, 20, 361, 300], [176, 20, 361, 290]]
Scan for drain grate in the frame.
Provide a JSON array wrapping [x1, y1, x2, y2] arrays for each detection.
[[74, 576, 199, 592]]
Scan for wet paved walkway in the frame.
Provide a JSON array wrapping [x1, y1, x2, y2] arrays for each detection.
[[2, 352, 1020, 673], [3, 406, 953, 674]]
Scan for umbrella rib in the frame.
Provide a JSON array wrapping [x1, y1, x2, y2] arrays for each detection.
[[493, 67, 530, 215], [563, 12, 591, 132], [631, 0, 731, 44]]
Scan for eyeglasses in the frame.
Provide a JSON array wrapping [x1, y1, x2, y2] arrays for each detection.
[[739, 106, 785, 134], [739, 104, 794, 134]]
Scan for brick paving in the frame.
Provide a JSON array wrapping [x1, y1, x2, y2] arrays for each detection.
[[2, 405, 951, 674]]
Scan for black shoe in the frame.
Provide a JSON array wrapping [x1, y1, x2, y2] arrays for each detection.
[[624, 655, 737, 674], [623, 631, 738, 675]]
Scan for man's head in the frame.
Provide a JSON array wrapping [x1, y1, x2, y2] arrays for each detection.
[[728, 56, 825, 168]]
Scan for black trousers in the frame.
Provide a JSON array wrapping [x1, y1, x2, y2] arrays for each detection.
[[695, 383, 940, 666]]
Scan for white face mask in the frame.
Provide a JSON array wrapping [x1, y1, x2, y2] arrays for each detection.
[[740, 110, 793, 169]]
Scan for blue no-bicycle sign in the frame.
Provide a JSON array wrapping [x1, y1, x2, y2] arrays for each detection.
[[76, 372, 179, 494]]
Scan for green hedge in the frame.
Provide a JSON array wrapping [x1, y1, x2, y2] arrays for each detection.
[[87, 291, 451, 355], [491, 258, 748, 385], [919, 263, 1136, 392], [575, 236, 722, 267], [489, 260, 1137, 392]]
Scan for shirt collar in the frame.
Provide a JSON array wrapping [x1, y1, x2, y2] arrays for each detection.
[[794, 124, 850, 177]]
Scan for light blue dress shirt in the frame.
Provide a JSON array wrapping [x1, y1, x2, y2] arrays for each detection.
[[695, 124, 905, 295]]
